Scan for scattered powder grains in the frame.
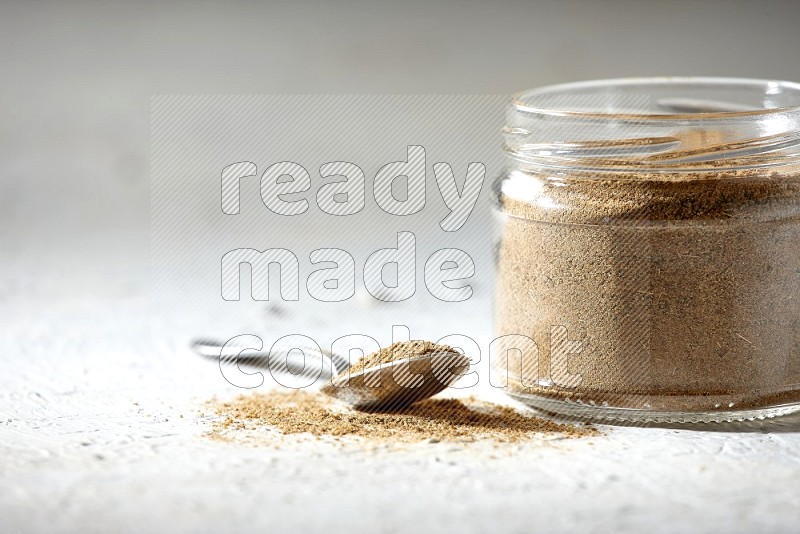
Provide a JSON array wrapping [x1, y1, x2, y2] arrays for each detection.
[[209, 390, 597, 443], [495, 167, 800, 413], [346, 340, 458, 374]]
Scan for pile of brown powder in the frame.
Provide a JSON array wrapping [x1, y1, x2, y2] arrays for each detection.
[[495, 167, 800, 413], [346, 340, 457, 374], [209, 390, 597, 443]]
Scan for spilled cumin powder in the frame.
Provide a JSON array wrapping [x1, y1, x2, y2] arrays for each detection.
[[346, 340, 458, 374], [209, 390, 597, 443]]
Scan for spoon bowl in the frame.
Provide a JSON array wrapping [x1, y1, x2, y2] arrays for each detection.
[[320, 350, 470, 411]]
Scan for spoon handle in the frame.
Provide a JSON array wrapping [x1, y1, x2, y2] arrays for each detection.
[[190, 337, 341, 380]]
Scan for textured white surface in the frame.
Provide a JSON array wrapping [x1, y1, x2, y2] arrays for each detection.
[[4, 3, 800, 531], [2, 243, 800, 534]]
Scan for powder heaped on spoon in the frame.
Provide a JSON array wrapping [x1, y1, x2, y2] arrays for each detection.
[[346, 340, 459, 374]]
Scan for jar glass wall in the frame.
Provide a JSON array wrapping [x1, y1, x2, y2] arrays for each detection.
[[492, 78, 800, 422]]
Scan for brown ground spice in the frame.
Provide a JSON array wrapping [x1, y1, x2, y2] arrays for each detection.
[[346, 340, 458, 374], [495, 167, 800, 413], [208, 390, 597, 443]]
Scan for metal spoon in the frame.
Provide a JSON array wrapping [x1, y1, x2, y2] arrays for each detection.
[[191, 338, 471, 412]]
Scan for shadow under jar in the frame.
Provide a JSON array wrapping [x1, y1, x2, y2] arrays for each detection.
[[493, 77, 800, 423]]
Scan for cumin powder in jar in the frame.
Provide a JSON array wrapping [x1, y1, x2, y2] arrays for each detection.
[[492, 78, 800, 422]]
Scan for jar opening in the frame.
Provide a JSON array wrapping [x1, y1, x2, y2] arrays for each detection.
[[505, 77, 800, 173]]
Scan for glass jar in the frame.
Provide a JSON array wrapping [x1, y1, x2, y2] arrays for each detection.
[[492, 78, 800, 423]]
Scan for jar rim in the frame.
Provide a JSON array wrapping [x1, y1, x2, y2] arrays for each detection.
[[513, 77, 800, 121], [506, 77, 800, 172]]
